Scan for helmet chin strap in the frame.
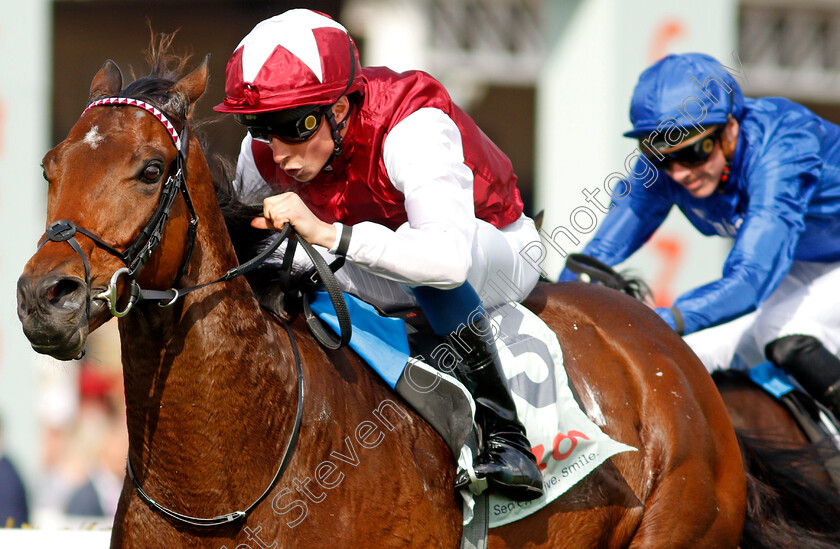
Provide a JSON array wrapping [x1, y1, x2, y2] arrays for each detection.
[[717, 115, 737, 192], [323, 102, 352, 170], [323, 32, 358, 171]]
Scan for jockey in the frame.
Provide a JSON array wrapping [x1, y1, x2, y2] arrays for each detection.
[[560, 52, 840, 418], [214, 9, 543, 501]]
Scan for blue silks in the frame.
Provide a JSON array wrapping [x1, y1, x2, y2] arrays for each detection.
[[624, 53, 744, 138], [747, 361, 796, 399], [562, 93, 840, 335], [308, 291, 410, 389]]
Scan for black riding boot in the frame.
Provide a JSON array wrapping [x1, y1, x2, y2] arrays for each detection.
[[765, 334, 840, 418], [448, 316, 544, 501]]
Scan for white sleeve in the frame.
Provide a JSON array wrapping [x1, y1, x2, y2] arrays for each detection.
[[345, 108, 477, 288], [234, 134, 274, 204]]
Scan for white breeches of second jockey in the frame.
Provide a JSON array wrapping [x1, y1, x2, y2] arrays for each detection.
[[684, 260, 840, 373], [289, 214, 540, 312]]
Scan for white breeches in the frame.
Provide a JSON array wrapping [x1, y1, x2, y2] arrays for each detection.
[[684, 260, 840, 372]]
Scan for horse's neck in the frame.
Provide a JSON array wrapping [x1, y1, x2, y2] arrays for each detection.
[[117, 169, 295, 507]]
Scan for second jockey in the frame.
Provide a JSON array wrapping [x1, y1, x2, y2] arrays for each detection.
[[561, 53, 840, 419]]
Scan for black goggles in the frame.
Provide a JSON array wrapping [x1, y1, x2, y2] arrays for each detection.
[[642, 127, 722, 169], [235, 106, 327, 144]]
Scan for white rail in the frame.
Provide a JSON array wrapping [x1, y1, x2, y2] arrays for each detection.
[[0, 530, 111, 548]]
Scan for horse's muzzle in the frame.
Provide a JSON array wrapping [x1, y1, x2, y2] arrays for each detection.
[[16, 273, 89, 360]]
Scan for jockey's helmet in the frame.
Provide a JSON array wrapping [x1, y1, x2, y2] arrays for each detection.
[[214, 9, 363, 115], [623, 53, 744, 138]]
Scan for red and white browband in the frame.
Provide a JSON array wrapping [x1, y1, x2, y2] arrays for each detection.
[[82, 97, 182, 151]]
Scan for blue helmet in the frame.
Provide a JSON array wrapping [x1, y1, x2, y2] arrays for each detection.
[[624, 53, 744, 138]]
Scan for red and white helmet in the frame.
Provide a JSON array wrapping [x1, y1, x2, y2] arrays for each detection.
[[214, 9, 363, 114]]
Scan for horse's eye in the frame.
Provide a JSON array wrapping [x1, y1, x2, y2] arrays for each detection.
[[140, 163, 163, 183]]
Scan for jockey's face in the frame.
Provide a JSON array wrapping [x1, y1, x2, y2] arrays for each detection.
[[660, 118, 739, 199], [663, 132, 727, 199], [268, 97, 350, 183]]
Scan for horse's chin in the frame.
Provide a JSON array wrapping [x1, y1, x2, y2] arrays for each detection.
[[28, 329, 89, 361], [22, 316, 90, 361], [21, 291, 115, 360]]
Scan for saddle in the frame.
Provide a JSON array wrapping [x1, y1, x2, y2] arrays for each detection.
[[306, 290, 635, 529], [308, 292, 476, 456], [743, 363, 840, 450]]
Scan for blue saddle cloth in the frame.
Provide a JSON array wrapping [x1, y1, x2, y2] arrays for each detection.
[[308, 291, 410, 389]]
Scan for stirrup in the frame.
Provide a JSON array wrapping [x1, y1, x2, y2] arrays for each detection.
[[455, 467, 543, 502], [456, 444, 544, 502], [454, 469, 488, 495]]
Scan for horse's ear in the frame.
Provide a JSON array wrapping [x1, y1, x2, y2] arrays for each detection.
[[89, 60, 123, 101], [172, 54, 210, 110]]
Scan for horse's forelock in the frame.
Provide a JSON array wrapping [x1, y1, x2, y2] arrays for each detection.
[[91, 31, 268, 298], [119, 77, 189, 123], [116, 31, 192, 123]]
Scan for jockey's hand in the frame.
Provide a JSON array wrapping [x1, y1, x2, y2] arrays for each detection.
[[251, 192, 337, 249]]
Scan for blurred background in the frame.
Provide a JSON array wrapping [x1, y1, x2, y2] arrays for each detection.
[[2, 0, 839, 532]]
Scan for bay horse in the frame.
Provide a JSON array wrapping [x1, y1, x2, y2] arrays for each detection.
[[565, 253, 840, 547], [14, 39, 820, 547]]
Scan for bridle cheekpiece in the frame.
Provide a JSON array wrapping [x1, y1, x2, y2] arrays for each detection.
[[40, 97, 198, 318]]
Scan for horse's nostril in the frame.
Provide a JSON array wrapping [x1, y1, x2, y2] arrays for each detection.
[[43, 277, 85, 309]]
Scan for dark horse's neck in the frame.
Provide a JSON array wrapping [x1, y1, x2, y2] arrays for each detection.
[[117, 150, 296, 517]]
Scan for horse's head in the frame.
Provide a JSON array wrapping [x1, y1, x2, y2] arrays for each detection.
[[17, 51, 210, 360]]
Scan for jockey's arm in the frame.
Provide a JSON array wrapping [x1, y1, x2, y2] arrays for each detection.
[[663, 131, 821, 335], [558, 161, 671, 282], [335, 107, 477, 288], [233, 107, 477, 288]]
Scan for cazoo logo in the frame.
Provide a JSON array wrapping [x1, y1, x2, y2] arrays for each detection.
[[532, 430, 590, 471]]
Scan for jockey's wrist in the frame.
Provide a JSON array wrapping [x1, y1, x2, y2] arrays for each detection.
[[329, 222, 353, 256]]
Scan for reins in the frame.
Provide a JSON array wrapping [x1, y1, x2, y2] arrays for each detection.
[[565, 253, 655, 306]]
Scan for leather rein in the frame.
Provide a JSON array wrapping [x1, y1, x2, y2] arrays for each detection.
[[39, 97, 351, 527]]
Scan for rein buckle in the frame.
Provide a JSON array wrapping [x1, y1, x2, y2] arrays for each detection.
[[95, 267, 140, 317]]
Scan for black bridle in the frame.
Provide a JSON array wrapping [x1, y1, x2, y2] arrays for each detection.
[[39, 97, 352, 527], [39, 98, 198, 318], [43, 98, 351, 348]]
